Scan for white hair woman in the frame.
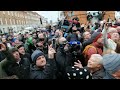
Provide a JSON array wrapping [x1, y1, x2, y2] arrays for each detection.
[[74, 54, 105, 79]]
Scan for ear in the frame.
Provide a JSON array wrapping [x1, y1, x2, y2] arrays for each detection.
[[112, 73, 117, 78], [96, 64, 102, 69]]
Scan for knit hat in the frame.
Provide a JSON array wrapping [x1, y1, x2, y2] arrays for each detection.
[[15, 44, 24, 49], [65, 66, 92, 79], [91, 32, 102, 42], [9, 47, 18, 54], [31, 50, 44, 63], [103, 54, 120, 74]]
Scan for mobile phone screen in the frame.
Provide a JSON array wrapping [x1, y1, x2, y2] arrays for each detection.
[[52, 38, 56, 49]]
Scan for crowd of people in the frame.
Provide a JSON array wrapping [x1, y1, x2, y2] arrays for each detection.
[[0, 16, 120, 79]]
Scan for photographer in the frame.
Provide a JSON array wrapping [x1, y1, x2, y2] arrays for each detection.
[[56, 37, 73, 79], [66, 26, 82, 42]]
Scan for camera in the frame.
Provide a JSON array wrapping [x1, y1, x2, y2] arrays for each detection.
[[67, 41, 82, 55]]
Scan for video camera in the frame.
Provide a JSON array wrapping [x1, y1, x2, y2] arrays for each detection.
[[66, 41, 83, 65], [67, 41, 82, 55]]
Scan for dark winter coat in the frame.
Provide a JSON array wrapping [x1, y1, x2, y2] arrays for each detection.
[[20, 53, 32, 64], [30, 59, 57, 79], [56, 47, 73, 79], [82, 39, 93, 49], [4, 58, 30, 79], [0, 51, 6, 62], [92, 68, 105, 79]]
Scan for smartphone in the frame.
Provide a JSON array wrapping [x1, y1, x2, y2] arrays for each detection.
[[52, 38, 56, 49]]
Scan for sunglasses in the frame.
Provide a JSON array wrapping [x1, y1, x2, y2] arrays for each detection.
[[73, 30, 77, 32], [39, 38, 44, 41]]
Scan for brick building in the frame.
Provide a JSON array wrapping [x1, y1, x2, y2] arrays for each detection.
[[0, 11, 42, 33], [61, 11, 115, 25], [61, 11, 87, 24]]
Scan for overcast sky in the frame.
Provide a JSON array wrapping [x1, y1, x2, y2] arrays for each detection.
[[35, 11, 61, 23]]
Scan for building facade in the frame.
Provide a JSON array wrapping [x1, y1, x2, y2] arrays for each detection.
[[61, 11, 87, 24], [0, 11, 42, 33], [61, 11, 115, 24]]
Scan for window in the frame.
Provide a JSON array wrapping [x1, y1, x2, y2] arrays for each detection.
[[10, 19, 12, 25], [13, 19, 15, 25], [19, 20, 21, 25], [5, 18, 7, 25], [0, 18, 1, 25], [0, 18, 3, 25], [16, 20, 18, 24]]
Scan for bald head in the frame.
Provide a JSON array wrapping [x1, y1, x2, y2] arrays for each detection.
[[38, 33, 44, 39], [116, 26, 120, 32], [58, 37, 67, 44], [108, 27, 118, 35]]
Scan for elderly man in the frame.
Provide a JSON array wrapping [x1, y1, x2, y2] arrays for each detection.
[[83, 31, 91, 41], [74, 54, 105, 79], [103, 25, 120, 54], [82, 31, 92, 48]]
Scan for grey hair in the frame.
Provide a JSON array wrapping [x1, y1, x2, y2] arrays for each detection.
[[91, 54, 103, 65], [83, 31, 90, 38], [108, 27, 117, 33]]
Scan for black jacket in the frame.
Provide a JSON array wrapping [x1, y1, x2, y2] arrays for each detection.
[[56, 47, 73, 79], [82, 39, 93, 49], [85, 67, 105, 79], [0, 51, 6, 62], [30, 59, 57, 79], [4, 58, 30, 79], [20, 53, 32, 64]]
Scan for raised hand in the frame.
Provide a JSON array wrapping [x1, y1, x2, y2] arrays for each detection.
[[74, 60, 83, 68]]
